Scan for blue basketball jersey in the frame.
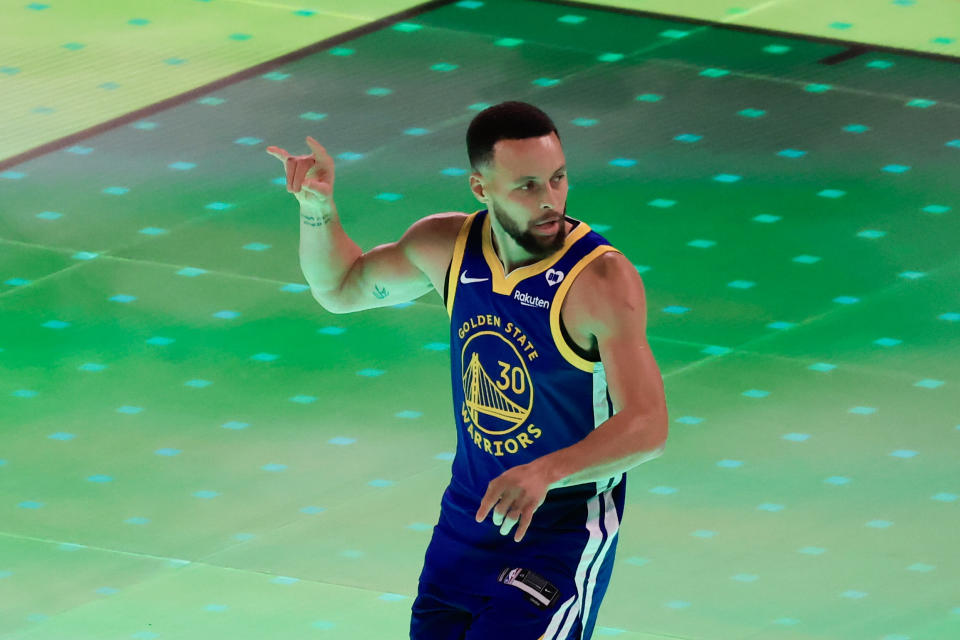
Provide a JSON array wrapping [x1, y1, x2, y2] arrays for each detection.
[[415, 208, 630, 638], [441, 208, 625, 512]]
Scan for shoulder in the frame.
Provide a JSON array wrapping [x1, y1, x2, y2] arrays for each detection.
[[417, 211, 470, 241], [403, 211, 468, 250], [581, 250, 633, 279], [567, 251, 645, 337], [571, 251, 641, 301], [402, 211, 471, 276], [409, 211, 469, 238]]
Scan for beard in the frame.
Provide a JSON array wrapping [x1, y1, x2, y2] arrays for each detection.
[[489, 199, 567, 259]]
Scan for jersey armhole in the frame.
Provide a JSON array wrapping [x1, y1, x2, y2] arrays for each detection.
[[443, 258, 451, 308], [558, 309, 600, 362]]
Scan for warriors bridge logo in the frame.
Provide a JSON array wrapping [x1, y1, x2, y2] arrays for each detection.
[[457, 313, 543, 457]]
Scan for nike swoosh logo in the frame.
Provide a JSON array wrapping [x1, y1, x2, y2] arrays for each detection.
[[460, 271, 489, 284]]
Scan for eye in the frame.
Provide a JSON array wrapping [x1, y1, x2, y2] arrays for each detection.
[[520, 175, 565, 191]]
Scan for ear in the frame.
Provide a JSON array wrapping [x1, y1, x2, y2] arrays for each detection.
[[469, 173, 489, 204]]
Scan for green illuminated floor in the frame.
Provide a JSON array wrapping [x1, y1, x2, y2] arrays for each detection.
[[1, 0, 959, 639], [2, 0, 958, 161]]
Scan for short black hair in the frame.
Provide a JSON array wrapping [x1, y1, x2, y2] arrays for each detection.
[[466, 101, 561, 173]]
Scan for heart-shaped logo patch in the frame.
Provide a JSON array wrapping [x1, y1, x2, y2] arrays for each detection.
[[545, 268, 564, 287]]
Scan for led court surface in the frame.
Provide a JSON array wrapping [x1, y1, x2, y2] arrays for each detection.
[[1, 1, 959, 639]]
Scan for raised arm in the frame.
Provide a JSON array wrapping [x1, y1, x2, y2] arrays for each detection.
[[328, 212, 466, 313], [266, 137, 455, 314]]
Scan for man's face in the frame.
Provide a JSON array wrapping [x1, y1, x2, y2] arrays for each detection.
[[470, 132, 568, 258]]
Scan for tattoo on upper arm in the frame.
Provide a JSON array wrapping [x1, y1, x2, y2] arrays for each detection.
[[373, 284, 389, 299], [300, 211, 333, 227]]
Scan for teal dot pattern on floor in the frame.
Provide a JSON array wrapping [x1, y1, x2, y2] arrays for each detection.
[[0, 0, 958, 639]]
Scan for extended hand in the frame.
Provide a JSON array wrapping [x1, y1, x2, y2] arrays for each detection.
[[265, 136, 335, 207], [475, 461, 551, 543]]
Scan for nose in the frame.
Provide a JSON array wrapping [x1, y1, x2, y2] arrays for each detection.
[[541, 183, 563, 211]]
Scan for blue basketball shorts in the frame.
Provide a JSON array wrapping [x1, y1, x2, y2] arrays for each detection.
[[410, 482, 624, 640]]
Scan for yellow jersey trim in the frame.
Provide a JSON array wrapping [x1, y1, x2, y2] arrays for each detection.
[[445, 210, 479, 318], [481, 212, 592, 296], [549, 245, 624, 372]]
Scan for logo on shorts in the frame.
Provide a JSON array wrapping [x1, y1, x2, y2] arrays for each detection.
[[498, 567, 560, 609]]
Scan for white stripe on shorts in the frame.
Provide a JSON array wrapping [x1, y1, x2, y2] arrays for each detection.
[[541, 491, 608, 640], [581, 488, 621, 636]]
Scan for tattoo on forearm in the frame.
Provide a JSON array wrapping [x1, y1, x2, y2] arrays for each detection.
[[300, 211, 333, 227], [373, 284, 389, 299]]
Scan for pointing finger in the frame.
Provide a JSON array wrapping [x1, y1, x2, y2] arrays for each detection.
[[265, 146, 290, 163]]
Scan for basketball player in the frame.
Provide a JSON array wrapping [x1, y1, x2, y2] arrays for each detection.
[[266, 101, 668, 640]]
